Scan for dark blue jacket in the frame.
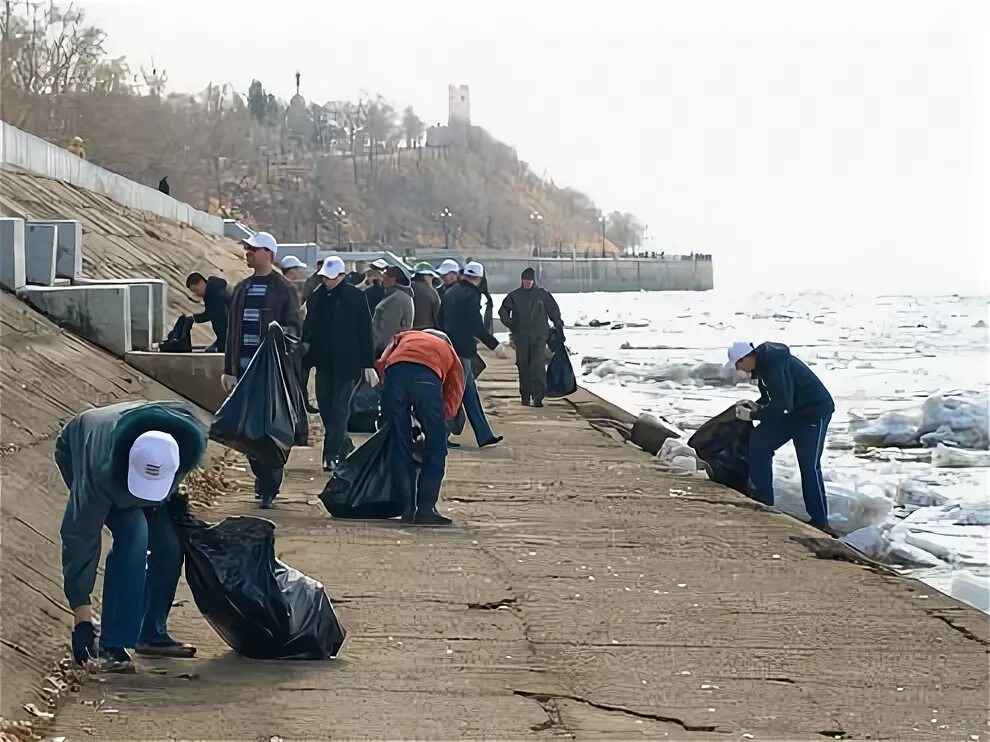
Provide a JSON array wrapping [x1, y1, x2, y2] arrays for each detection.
[[192, 276, 230, 348], [437, 280, 499, 358], [751, 342, 834, 421]]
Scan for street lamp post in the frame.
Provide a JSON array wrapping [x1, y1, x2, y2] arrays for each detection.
[[333, 206, 347, 250], [529, 211, 544, 257], [439, 207, 453, 250], [598, 215, 607, 258]]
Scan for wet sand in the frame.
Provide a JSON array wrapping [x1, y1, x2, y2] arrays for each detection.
[[51, 357, 989, 740]]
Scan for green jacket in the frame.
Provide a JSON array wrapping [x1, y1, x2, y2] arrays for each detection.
[[55, 401, 206, 609]]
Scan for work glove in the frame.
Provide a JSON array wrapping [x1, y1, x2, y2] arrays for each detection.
[[363, 368, 380, 388], [220, 374, 237, 393], [71, 621, 96, 666], [735, 401, 757, 421], [494, 342, 514, 361]]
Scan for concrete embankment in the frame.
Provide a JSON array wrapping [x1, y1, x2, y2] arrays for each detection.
[[33, 355, 989, 740]]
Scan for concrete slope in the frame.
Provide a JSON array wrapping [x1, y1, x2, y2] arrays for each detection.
[[0, 165, 249, 345], [49, 356, 989, 740], [0, 291, 208, 720]]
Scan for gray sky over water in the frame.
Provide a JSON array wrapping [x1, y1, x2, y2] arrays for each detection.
[[78, 0, 988, 294]]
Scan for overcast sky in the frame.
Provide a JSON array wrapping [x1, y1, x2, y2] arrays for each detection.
[[77, 0, 988, 295]]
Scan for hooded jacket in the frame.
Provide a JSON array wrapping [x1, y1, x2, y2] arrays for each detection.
[[373, 284, 415, 353], [751, 342, 835, 421], [438, 280, 499, 358], [498, 285, 562, 342], [411, 277, 441, 330], [55, 401, 206, 609], [192, 276, 231, 348]]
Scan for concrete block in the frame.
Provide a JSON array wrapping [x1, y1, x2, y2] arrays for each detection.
[[30, 219, 83, 279], [127, 283, 154, 350], [18, 285, 131, 356], [75, 277, 167, 342], [126, 351, 227, 412], [0, 217, 26, 291], [24, 223, 57, 286]]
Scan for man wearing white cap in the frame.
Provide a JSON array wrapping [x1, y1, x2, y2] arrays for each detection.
[[223, 231, 302, 507], [723, 341, 835, 534], [436, 259, 461, 300], [303, 255, 378, 471], [437, 261, 505, 448], [56, 401, 206, 672], [355, 258, 389, 312]]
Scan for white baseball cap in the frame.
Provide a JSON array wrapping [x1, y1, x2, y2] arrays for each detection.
[[127, 431, 180, 502], [280, 255, 307, 270], [318, 255, 346, 279], [243, 231, 278, 255], [463, 261, 484, 278], [368, 258, 389, 271], [724, 341, 755, 370], [437, 259, 461, 276]]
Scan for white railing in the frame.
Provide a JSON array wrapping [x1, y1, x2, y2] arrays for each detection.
[[0, 122, 224, 236]]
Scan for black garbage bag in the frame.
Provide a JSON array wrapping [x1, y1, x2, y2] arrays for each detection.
[[347, 382, 381, 433], [160, 315, 193, 353], [172, 509, 346, 660], [687, 405, 752, 494], [319, 424, 407, 519], [545, 329, 577, 398], [471, 352, 487, 379], [210, 321, 306, 467], [283, 333, 310, 447]]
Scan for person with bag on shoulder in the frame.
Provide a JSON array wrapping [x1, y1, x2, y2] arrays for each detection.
[[498, 267, 563, 408], [221, 232, 301, 508], [437, 261, 509, 449], [57, 401, 206, 673], [723, 341, 836, 535], [303, 255, 378, 472], [377, 330, 465, 526]]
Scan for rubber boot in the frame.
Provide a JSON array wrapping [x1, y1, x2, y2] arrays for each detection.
[[412, 477, 451, 526]]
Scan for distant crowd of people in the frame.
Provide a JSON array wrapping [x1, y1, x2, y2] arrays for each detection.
[[190, 233, 566, 522]]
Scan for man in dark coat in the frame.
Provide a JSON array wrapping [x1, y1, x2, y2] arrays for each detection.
[[303, 255, 378, 471], [498, 267, 563, 407], [725, 341, 836, 534], [186, 272, 231, 352], [221, 232, 302, 508], [437, 261, 504, 448], [57, 401, 206, 672]]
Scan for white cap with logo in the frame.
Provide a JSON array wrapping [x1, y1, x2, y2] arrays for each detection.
[[127, 431, 180, 502], [318, 255, 347, 279], [437, 259, 461, 276], [723, 341, 755, 370], [243, 231, 279, 256], [463, 261, 484, 278]]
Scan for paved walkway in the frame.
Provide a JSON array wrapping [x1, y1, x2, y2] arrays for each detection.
[[52, 358, 988, 740]]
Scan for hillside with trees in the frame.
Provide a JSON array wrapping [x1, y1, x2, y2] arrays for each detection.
[[0, 0, 645, 255]]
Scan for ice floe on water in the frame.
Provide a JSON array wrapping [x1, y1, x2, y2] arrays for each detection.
[[523, 290, 990, 612]]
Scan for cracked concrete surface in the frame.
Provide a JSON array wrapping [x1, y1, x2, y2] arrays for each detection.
[[39, 358, 988, 740]]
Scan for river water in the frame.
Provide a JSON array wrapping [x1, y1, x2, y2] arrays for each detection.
[[495, 290, 990, 612]]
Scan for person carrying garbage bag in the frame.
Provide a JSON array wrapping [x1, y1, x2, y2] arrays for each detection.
[[376, 329, 465, 525], [56, 401, 206, 673], [221, 231, 302, 508], [724, 341, 836, 535], [498, 267, 563, 407]]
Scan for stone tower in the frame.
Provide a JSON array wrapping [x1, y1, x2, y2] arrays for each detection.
[[448, 84, 470, 125]]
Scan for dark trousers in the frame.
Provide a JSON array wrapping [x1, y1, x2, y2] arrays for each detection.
[[316, 369, 356, 466], [748, 415, 831, 528], [514, 335, 548, 402], [459, 356, 495, 445], [101, 504, 182, 649], [249, 456, 284, 499], [382, 363, 447, 512]]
